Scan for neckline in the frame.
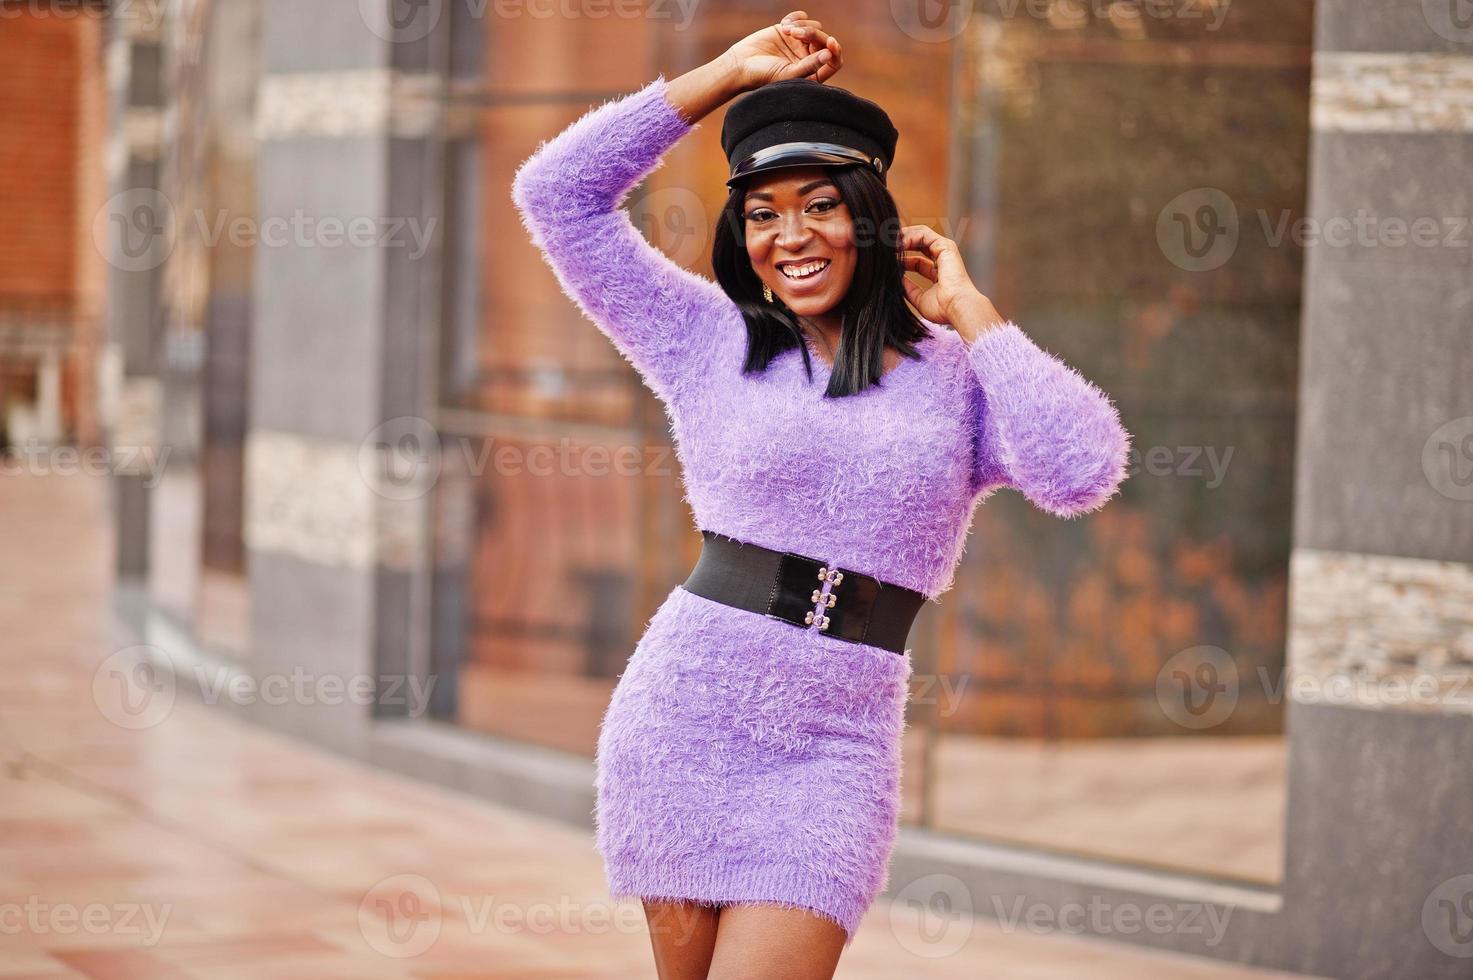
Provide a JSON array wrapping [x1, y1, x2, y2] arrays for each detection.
[[799, 328, 936, 387]]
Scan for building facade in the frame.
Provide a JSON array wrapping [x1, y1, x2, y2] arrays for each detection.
[[88, 0, 1473, 976]]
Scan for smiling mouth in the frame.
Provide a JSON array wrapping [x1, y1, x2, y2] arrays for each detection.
[[777, 258, 831, 282]]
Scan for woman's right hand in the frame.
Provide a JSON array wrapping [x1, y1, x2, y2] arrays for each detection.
[[723, 10, 844, 90]]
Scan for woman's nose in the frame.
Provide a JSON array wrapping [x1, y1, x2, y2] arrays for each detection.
[[774, 212, 814, 250]]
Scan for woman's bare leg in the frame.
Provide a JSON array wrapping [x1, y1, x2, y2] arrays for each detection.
[[706, 904, 846, 980], [642, 899, 722, 980]]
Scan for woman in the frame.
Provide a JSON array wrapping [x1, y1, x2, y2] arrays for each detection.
[[511, 11, 1132, 978]]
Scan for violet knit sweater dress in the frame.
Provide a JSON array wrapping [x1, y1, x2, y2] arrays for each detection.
[[510, 74, 1132, 945]]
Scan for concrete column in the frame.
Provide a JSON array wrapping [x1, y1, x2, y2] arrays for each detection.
[[241, 1, 449, 748], [1280, 2, 1473, 976], [101, 8, 168, 580]]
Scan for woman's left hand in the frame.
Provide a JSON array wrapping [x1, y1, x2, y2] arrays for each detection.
[[899, 224, 1004, 340]]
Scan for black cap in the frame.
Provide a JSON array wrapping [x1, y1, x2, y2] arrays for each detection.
[[720, 79, 899, 190]]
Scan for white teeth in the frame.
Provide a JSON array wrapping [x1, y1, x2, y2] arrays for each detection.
[[780, 259, 829, 280]]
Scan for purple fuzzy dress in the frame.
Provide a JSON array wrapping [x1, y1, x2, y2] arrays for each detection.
[[511, 74, 1132, 945]]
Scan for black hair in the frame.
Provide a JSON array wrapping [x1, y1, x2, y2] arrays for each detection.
[[711, 162, 930, 398]]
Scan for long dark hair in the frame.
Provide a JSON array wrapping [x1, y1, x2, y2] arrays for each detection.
[[711, 163, 930, 398]]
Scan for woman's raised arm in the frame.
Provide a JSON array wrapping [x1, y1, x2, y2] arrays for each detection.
[[509, 72, 738, 409], [509, 13, 843, 408]]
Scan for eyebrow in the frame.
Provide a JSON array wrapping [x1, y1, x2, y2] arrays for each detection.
[[744, 178, 836, 203]]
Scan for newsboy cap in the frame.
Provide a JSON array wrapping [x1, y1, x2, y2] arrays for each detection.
[[720, 79, 899, 189]]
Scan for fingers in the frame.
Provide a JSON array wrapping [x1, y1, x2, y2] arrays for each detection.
[[776, 46, 833, 83], [781, 26, 841, 82], [903, 253, 938, 282], [814, 35, 843, 82], [778, 14, 842, 81], [779, 22, 833, 55], [900, 224, 956, 258]]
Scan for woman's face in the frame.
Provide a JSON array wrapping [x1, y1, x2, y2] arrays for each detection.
[[742, 165, 856, 319]]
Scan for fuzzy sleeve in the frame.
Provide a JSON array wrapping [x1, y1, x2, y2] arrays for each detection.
[[967, 321, 1132, 519], [510, 74, 736, 408]]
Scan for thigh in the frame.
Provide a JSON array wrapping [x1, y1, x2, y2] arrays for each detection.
[[707, 903, 846, 980], [642, 899, 721, 980]]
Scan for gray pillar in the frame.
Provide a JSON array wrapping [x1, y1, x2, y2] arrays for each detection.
[[242, 1, 447, 749], [101, 11, 167, 580], [1280, 2, 1473, 977]]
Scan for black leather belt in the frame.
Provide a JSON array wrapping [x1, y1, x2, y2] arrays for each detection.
[[680, 529, 926, 654]]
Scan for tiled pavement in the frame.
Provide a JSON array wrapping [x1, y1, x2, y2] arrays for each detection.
[[0, 470, 1316, 978]]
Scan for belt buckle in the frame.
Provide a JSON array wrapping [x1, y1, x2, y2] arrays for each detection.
[[765, 552, 878, 645]]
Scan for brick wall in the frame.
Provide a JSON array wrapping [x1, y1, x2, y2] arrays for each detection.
[[0, 6, 107, 443]]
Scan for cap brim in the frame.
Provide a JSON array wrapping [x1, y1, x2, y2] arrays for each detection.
[[726, 141, 882, 188]]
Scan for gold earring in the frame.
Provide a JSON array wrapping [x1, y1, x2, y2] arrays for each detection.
[[763, 283, 773, 303]]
